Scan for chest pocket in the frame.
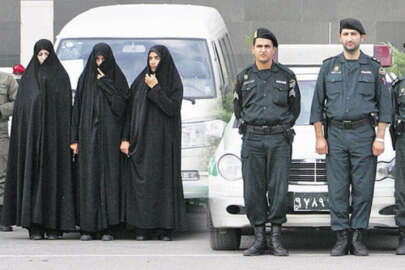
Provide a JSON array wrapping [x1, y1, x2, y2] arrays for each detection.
[[358, 74, 375, 98], [272, 80, 289, 106], [325, 74, 343, 97], [241, 81, 257, 107]]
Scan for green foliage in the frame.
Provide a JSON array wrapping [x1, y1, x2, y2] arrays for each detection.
[[219, 89, 234, 122], [387, 44, 405, 77]]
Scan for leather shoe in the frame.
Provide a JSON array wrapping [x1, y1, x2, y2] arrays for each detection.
[[80, 234, 93, 241], [101, 234, 114, 241], [0, 224, 12, 232]]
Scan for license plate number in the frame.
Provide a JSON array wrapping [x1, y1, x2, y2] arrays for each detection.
[[293, 192, 329, 211]]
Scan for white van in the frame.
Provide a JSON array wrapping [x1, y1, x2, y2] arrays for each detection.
[[54, 4, 238, 199], [208, 44, 396, 250]]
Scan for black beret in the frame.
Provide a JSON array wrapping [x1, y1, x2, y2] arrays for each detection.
[[339, 18, 366, 35], [253, 28, 278, 47]]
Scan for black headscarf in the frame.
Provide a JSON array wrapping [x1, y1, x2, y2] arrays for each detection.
[[147, 45, 182, 94], [20, 39, 69, 90], [79, 43, 128, 94]]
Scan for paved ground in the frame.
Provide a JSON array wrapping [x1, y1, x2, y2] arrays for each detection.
[[1, 209, 405, 270]]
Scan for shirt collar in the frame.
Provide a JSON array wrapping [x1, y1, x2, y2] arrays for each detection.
[[253, 62, 279, 73]]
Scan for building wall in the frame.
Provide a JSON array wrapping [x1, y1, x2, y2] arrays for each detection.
[[0, 0, 20, 66], [1, 0, 405, 69]]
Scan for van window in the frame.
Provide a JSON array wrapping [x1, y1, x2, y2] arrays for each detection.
[[57, 38, 215, 99], [219, 37, 233, 79], [212, 41, 225, 89]]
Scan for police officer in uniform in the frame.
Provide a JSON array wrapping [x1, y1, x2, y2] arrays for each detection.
[[310, 18, 392, 256], [0, 71, 18, 232], [234, 28, 300, 256], [390, 76, 405, 255]]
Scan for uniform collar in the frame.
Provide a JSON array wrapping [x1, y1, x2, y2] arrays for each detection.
[[253, 62, 279, 73], [337, 50, 368, 64]]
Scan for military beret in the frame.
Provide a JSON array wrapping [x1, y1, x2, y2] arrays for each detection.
[[339, 18, 366, 35], [253, 28, 278, 47]]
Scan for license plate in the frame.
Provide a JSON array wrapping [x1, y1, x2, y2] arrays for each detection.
[[293, 192, 329, 212]]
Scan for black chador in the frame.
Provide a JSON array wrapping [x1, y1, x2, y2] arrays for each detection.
[[71, 43, 128, 240], [1, 39, 75, 239], [122, 45, 186, 240]]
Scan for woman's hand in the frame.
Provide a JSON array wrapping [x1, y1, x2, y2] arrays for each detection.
[[120, 141, 130, 156], [70, 143, 78, 155], [97, 68, 105, 80], [145, 74, 158, 88]]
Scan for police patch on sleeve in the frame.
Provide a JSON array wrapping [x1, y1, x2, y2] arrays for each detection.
[[233, 91, 239, 100], [289, 79, 296, 89]]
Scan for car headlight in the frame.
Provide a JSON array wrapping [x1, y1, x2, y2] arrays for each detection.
[[217, 154, 242, 181], [182, 120, 226, 149], [376, 158, 395, 181]]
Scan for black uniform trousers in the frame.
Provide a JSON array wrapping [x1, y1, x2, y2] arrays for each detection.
[[241, 131, 291, 226], [327, 124, 377, 231]]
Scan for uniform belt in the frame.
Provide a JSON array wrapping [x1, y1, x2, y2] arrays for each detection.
[[329, 118, 370, 129], [246, 124, 286, 135]]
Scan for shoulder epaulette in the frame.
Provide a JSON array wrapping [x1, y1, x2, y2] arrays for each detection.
[[276, 62, 294, 77], [237, 65, 253, 82], [322, 56, 336, 63], [371, 56, 380, 64]]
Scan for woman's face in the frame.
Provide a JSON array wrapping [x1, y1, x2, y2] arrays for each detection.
[[37, 49, 50, 65], [148, 51, 160, 72], [96, 55, 104, 67]]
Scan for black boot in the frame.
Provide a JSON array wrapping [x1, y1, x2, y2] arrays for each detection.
[[351, 229, 369, 256], [330, 230, 350, 256], [243, 225, 267, 256], [396, 227, 405, 255], [268, 224, 288, 256]]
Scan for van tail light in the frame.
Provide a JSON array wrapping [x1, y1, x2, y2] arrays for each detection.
[[13, 64, 25, 75], [374, 45, 392, 67]]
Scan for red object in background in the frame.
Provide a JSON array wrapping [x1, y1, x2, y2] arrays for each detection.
[[12, 64, 25, 75], [374, 45, 392, 67]]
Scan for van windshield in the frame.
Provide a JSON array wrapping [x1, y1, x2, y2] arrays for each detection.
[[57, 39, 215, 99], [295, 80, 316, 126]]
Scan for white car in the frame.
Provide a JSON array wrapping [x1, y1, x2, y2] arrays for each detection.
[[207, 44, 396, 250]]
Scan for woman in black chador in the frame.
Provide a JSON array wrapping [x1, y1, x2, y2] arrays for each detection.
[[71, 43, 128, 241], [1, 39, 75, 239], [121, 45, 186, 241]]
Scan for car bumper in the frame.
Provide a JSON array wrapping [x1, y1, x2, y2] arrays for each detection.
[[209, 179, 396, 228]]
